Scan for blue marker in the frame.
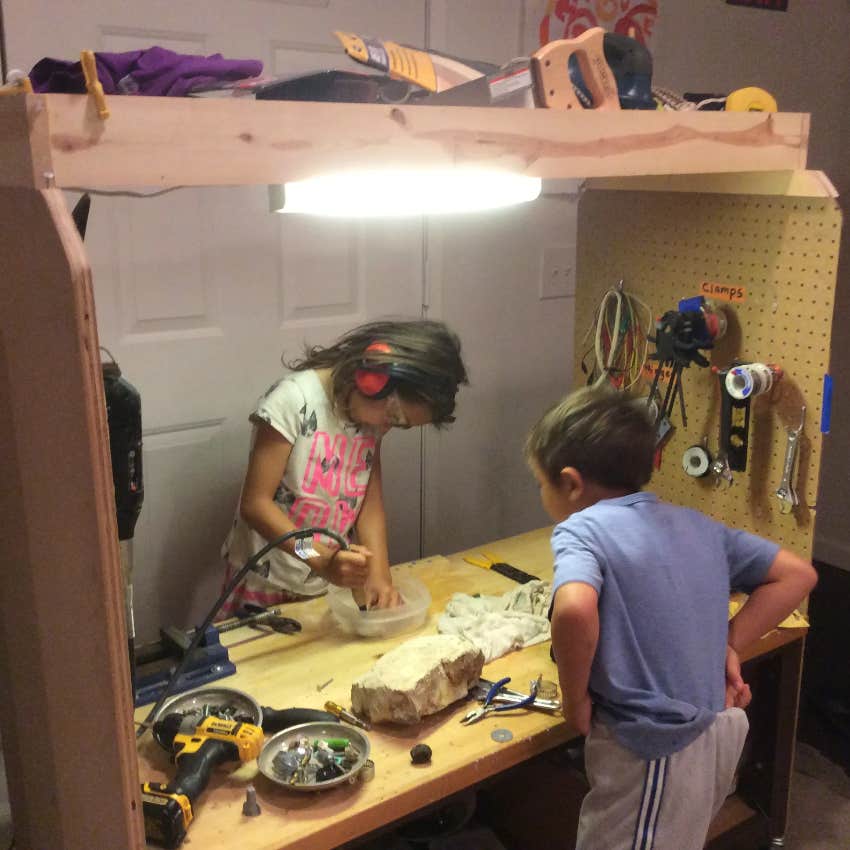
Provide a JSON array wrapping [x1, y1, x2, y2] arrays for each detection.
[[821, 374, 833, 434]]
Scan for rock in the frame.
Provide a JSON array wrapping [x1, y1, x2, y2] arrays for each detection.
[[351, 635, 484, 725]]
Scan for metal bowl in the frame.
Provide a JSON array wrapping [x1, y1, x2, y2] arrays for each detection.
[[258, 721, 371, 792], [150, 686, 263, 751]]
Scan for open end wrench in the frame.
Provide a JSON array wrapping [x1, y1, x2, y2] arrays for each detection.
[[776, 406, 805, 513]]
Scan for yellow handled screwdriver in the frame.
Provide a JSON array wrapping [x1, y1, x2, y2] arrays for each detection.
[[324, 700, 371, 731]]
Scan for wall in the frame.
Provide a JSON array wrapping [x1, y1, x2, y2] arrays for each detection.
[[522, 0, 850, 567], [649, 1, 850, 568]]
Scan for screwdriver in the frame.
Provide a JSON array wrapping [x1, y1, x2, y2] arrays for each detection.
[[324, 700, 371, 731]]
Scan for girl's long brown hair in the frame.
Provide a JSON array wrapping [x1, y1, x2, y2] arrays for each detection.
[[285, 319, 468, 425]]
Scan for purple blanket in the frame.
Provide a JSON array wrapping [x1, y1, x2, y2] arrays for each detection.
[[30, 46, 262, 97]]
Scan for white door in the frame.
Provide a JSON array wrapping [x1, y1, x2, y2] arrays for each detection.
[[4, 0, 432, 639], [5, 0, 578, 637]]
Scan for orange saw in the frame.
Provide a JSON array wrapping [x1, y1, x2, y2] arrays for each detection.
[[421, 27, 620, 109]]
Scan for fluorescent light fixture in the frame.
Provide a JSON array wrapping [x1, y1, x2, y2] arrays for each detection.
[[269, 168, 542, 217]]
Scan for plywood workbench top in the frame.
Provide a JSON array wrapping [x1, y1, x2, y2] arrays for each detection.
[[133, 527, 570, 850], [132, 525, 807, 850]]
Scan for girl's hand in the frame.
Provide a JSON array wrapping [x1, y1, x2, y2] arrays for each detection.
[[725, 645, 752, 709], [363, 577, 403, 610], [565, 692, 593, 736], [320, 544, 371, 588]]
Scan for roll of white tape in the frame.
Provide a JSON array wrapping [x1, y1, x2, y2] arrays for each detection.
[[725, 363, 779, 400], [682, 445, 711, 477]]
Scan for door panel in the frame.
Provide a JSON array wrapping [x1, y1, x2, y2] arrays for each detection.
[[5, 0, 577, 636], [5, 0, 430, 638]]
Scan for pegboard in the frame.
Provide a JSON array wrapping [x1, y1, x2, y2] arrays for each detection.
[[575, 186, 842, 557]]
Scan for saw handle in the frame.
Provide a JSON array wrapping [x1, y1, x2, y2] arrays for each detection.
[[532, 27, 620, 111]]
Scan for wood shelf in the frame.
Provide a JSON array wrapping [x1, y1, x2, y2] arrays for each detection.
[[1, 93, 809, 190]]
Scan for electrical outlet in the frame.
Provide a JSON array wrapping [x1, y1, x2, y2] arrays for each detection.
[[539, 245, 576, 300]]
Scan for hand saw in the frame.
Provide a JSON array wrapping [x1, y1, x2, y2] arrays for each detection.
[[421, 27, 620, 109], [334, 31, 484, 93]]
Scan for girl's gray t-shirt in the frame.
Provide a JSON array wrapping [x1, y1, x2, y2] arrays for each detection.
[[223, 370, 380, 596]]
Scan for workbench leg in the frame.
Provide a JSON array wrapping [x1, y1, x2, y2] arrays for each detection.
[[0, 187, 144, 850], [767, 636, 805, 842]]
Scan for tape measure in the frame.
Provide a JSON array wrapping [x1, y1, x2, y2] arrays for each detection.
[[725, 86, 777, 112]]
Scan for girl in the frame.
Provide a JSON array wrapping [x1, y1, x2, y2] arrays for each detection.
[[220, 319, 468, 616]]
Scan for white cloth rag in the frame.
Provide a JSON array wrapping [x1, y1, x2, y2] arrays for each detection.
[[437, 580, 552, 662]]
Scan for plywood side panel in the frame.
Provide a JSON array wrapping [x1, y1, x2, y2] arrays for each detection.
[[575, 189, 841, 556], [0, 188, 144, 849], [0, 96, 52, 187]]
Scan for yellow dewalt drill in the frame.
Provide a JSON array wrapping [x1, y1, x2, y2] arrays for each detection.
[[142, 713, 264, 848]]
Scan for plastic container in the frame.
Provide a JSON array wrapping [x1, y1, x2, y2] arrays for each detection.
[[327, 574, 430, 638]]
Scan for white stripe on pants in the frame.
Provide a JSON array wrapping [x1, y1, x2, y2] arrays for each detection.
[[576, 708, 749, 850]]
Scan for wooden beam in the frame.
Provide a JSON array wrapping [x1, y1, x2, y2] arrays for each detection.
[[1, 94, 809, 190], [0, 187, 144, 850]]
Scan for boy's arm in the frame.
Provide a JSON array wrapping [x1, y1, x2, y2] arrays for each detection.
[[727, 548, 817, 654], [550, 581, 600, 736], [354, 446, 402, 609]]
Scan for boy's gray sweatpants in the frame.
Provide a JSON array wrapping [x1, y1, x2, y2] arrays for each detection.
[[577, 708, 749, 850]]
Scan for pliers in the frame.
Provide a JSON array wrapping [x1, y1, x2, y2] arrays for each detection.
[[460, 677, 538, 725], [461, 553, 537, 584]]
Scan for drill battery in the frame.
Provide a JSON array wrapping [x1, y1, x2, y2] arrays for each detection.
[[140, 786, 193, 850]]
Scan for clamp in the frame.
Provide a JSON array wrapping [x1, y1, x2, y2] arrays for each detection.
[[81, 50, 110, 119]]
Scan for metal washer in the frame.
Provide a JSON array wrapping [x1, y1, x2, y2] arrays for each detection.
[[491, 728, 513, 743]]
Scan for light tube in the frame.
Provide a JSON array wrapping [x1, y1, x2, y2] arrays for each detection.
[[269, 168, 541, 217]]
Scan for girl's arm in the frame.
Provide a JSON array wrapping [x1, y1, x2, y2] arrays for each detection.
[[550, 581, 600, 736], [239, 423, 369, 588], [354, 445, 402, 608]]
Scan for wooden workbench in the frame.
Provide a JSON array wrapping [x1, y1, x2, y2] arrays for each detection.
[[134, 527, 807, 850], [1, 92, 831, 850]]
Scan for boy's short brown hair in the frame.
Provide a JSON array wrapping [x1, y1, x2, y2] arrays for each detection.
[[525, 387, 655, 491]]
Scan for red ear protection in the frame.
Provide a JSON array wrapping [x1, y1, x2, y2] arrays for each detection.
[[354, 342, 394, 398]]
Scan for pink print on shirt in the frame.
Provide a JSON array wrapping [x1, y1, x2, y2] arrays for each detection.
[[294, 431, 376, 535]]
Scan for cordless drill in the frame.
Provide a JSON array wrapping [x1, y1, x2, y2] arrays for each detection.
[[142, 713, 264, 848]]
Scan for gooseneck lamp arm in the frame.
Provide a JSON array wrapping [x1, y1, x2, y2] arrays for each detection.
[[136, 526, 349, 738]]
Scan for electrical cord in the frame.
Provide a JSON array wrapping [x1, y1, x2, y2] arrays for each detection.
[[0, 0, 7, 84], [65, 186, 185, 198], [581, 283, 653, 390], [135, 525, 349, 739]]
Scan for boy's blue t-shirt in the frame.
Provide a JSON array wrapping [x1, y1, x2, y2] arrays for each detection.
[[550, 492, 779, 761]]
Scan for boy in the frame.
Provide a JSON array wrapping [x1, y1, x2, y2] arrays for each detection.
[[525, 387, 817, 850]]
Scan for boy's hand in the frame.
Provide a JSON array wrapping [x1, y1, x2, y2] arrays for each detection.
[[319, 545, 371, 588], [565, 693, 593, 736], [725, 645, 752, 709]]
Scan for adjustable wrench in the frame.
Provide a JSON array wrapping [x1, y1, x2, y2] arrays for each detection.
[[776, 407, 805, 513]]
